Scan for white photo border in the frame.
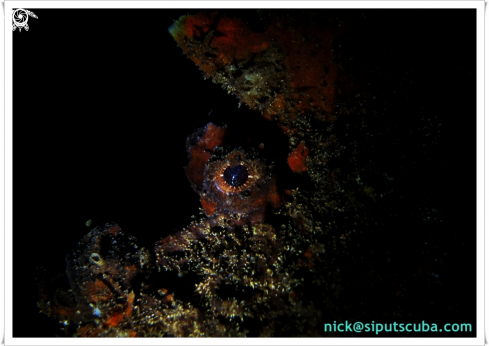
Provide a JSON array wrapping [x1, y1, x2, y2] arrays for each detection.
[[3, 1, 484, 345]]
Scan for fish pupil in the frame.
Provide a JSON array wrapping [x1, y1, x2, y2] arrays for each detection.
[[223, 165, 249, 187]]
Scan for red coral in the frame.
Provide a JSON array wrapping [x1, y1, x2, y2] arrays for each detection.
[[170, 12, 270, 76], [105, 312, 124, 328], [287, 142, 309, 174], [170, 12, 355, 133]]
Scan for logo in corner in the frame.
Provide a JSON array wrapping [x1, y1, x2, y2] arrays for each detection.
[[12, 9, 38, 32]]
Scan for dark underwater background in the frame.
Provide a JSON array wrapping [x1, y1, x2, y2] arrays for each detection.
[[13, 9, 476, 337]]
